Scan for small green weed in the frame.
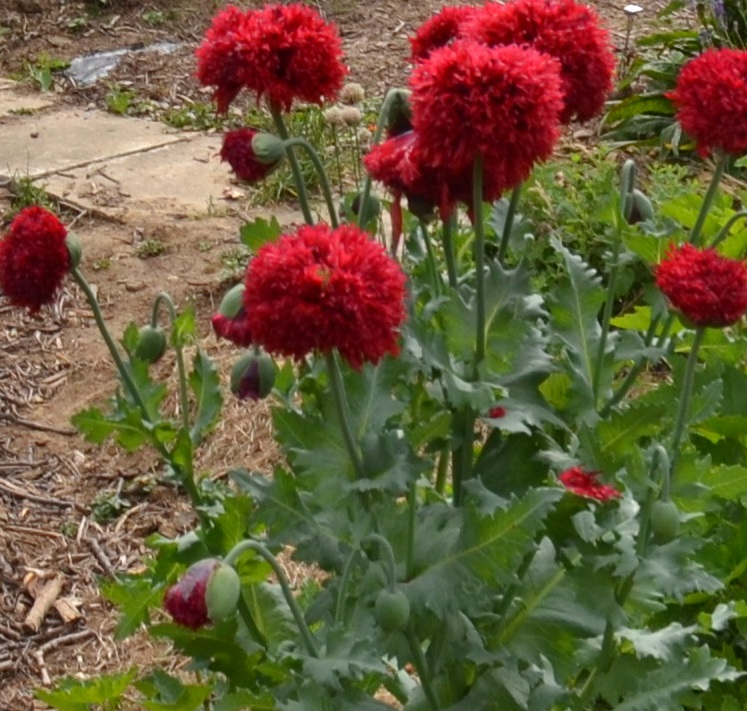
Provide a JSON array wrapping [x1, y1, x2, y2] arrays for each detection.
[[162, 101, 231, 131], [136, 239, 167, 258], [8, 173, 56, 215], [21, 53, 69, 93], [220, 245, 250, 279], [198, 240, 213, 253], [105, 86, 136, 116], [91, 489, 130, 524], [67, 15, 89, 33], [142, 10, 166, 26], [92, 258, 112, 271]]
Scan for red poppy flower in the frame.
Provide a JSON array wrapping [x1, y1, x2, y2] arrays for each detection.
[[243, 224, 407, 369], [220, 129, 282, 184], [667, 49, 747, 158], [410, 41, 563, 204], [466, 0, 615, 124], [559, 467, 621, 502], [196, 3, 347, 113], [195, 5, 251, 113], [212, 311, 253, 348], [655, 243, 747, 328], [0, 206, 70, 312], [410, 5, 477, 61], [488, 406, 506, 419]]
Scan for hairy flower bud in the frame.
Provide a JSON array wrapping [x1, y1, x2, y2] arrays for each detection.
[[251, 132, 286, 165], [134, 325, 167, 364], [212, 283, 253, 347], [164, 559, 241, 629], [230, 352, 277, 401], [65, 232, 83, 269], [221, 128, 283, 183]]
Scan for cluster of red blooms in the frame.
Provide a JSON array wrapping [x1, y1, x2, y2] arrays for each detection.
[[196, 2, 347, 113], [365, 0, 615, 221], [655, 244, 747, 328], [559, 467, 621, 502], [0, 206, 70, 312]]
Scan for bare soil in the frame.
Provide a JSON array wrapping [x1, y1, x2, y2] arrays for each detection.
[[0, 0, 638, 708]]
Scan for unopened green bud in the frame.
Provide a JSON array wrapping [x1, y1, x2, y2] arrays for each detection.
[[218, 282, 246, 319], [251, 133, 286, 165], [134, 325, 167, 363], [205, 562, 241, 623], [66, 232, 83, 269], [627, 189, 655, 224]]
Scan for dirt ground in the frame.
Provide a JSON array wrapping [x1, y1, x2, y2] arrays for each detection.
[[0, 0, 653, 708]]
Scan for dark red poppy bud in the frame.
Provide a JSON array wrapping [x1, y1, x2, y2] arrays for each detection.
[[230, 352, 277, 401], [164, 558, 241, 629]]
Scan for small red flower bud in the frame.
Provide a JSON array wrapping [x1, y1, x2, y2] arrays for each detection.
[[212, 284, 253, 348], [488, 406, 506, 419], [164, 559, 241, 629], [220, 129, 283, 184], [230, 352, 277, 401]]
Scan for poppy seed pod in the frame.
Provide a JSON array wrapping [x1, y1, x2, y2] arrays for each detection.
[[134, 325, 167, 364]]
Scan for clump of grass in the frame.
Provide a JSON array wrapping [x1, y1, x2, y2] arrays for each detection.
[[136, 239, 167, 258]]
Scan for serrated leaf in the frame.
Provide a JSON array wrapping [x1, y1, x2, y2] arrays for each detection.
[[102, 575, 165, 639], [407, 485, 562, 615], [244, 582, 298, 654], [189, 349, 223, 444], [618, 623, 696, 662], [214, 690, 276, 711], [239, 215, 282, 251], [597, 646, 742, 711], [171, 306, 195, 349], [547, 238, 606, 420], [135, 669, 211, 711], [36, 670, 137, 711]]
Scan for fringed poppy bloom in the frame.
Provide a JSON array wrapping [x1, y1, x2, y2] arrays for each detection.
[[196, 3, 347, 113], [667, 48, 747, 157], [466, 0, 615, 124], [0, 206, 70, 312], [559, 467, 621, 502], [655, 243, 747, 328], [212, 312, 253, 348], [410, 41, 563, 208], [410, 5, 477, 61], [243, 224, 407, 369], [220, 128, 283, 183], [195, 5, 251, 113]]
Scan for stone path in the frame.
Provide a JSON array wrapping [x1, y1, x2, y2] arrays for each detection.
[[0, 80, 282, 222]]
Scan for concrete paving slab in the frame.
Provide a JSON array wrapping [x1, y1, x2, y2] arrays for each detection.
[[41, 133, 227, 218], [0, 108, 186, 181], [0, 92, 55, 116], [0, 79, 21, 91]]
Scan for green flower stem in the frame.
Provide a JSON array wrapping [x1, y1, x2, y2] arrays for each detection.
[[593, 218, 624, 405], [335, 548, 361, 625], [473, 153, 486, 371], [710, 209, 747, 249], [71, 267, 150, 418], [420, 222, 443, 297], [151, 292, 190, 433], [434, 446, 449, 496], [324, 351, 365, 480], [270, 106, 315, 226], [329, 125, 344, 196], [441, 214, 458, 290], [358, 88, 406, 229], [689, 152, 728, 247], [600, 311, 674, 417], [452, 411, 476, 507], [669, 327, 706, 479], [497, 184, 522, 265], [236, 593, 267, 646], [224, 540, 319, 658], [283, 137, 339, 228], [404, 625, 440, 711], [406, 481, 417, 580], [363, 533, 398, 590], [575, 444, 670, 709]]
